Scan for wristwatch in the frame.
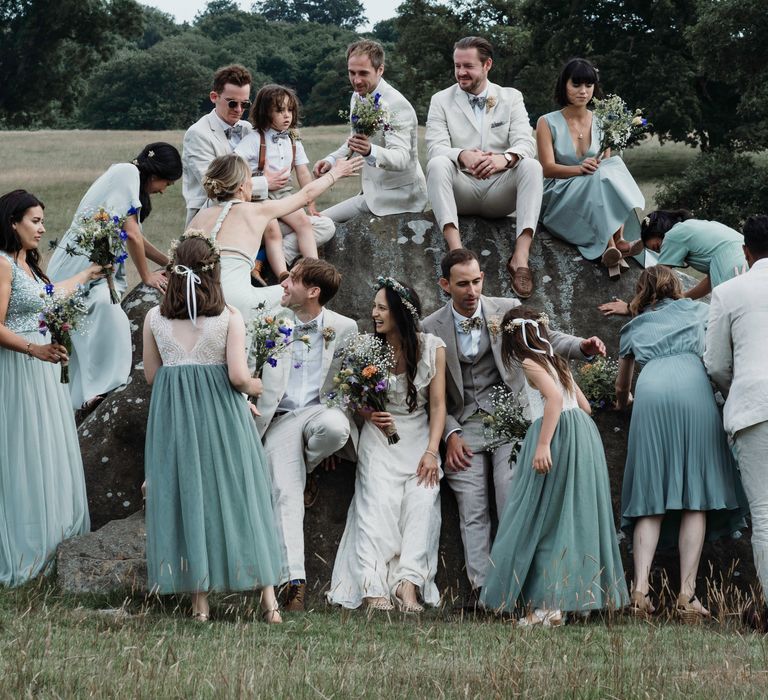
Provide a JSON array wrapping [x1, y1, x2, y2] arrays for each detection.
[[503, 152, 516, 169]]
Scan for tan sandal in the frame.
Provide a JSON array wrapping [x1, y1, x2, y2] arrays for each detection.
[[629, 590, 654, 618], [616, 238, 645, 258], [261, 605, 282, 624], [394, 584, 424, 614], [192, 611, 210, 623], [365, 597, 394, 612], [601, 247, 622, 280], [676, 594, 711, 624]]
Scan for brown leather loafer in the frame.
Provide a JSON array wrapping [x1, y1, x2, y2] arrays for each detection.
[[508, 264, 534, 299], [284, 582, 306, 612]]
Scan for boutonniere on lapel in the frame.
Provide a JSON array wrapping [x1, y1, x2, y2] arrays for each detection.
[[322, 326, 336, 348], [487, 316, 502, 339], [289, 128, 301, 141], [485, 96, 497, 111]]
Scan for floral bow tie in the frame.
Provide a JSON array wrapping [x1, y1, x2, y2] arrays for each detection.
[[272, 131, 290, 143], [225, 124, 244, 139], [459, 317, 484, 333], [295, 320, 318, 334], [468, 95, 487, 109]]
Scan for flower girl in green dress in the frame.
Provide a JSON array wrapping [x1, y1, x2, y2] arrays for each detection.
[[481, 308, 628, 626], [142, 232, 283, 623]]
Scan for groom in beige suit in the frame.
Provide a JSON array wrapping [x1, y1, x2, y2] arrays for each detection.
[[705, 215, 768, 619], [425, 36, 542, 299], [314, 40, 427, 221], [422, 248, 604, 605]]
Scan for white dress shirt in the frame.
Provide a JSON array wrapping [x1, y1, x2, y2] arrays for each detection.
[[235, 127, 309, 175], [452, 301, 484, 358], [278, 310, 325, 411], [213, 111, 249, 149]]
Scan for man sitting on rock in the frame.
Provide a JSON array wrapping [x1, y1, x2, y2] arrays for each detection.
[[425, 36, 542, 299], [421, 248, 604, 607], [254, 259, 358, 611], [314, 39, 427, 221]]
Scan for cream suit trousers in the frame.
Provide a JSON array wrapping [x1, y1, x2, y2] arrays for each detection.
[[264, 405, 350, 583], [322, 195, 371, 223], [427, 156, 543, 235]]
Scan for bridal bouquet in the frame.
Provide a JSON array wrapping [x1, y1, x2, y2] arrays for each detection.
[[592, 94, 648, 155], [326, 333, 399, 444], [50, 207, 129, 303], [339, 91, 397, 158], [37, 284, 88, 383], [576, 356, 620, 410], [247, 302, 311, 378], [482, 386, 530, 462]]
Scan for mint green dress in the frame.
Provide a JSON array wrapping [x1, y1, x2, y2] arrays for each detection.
[[619, 298, 746, 548], [144, 307, 282, 593], [657, 219, 746, 288], [481, 377, 628, 613], [540, 111, 645, 260], [0, 251, 89, 587]]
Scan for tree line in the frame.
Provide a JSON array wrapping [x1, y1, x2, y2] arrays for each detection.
[[1, 0, 766, 223]]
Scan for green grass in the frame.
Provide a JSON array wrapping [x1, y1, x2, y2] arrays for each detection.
[[1, 580, 768, 698], [0, 127, 690, 289]]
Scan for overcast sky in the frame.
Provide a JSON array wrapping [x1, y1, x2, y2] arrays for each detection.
[[142, 0, 402, 31]]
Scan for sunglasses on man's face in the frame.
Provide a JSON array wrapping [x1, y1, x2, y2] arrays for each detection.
[[223, 99, 251, 110]]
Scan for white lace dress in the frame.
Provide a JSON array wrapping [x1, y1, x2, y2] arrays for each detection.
[[328, 333, 446, 608], [143, 306, 283, 593]]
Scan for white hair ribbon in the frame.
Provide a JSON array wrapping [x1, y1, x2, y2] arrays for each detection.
[[173, 265, 202, 326], [510, 318, 554, 356]]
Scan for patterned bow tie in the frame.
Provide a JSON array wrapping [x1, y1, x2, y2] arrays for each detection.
[[295, 320, 318, 334], [468, 95, 487, 109], [272, 131, 290, 143], [458, 317, 484, 333], [225, 124, 243, 139]]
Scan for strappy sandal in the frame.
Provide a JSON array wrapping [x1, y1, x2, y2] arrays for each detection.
[[676, 594, 711, 624], [192, 611, 210, 623], [629, 590, 654, 619], [601, 247, 622, 280], [365, 597, 395, 612], [393, 584, 424, 614], [261, 605, 282, 624], [517, 608, 563, 628]]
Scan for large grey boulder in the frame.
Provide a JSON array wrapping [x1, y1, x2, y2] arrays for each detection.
[[63, 212, 754, 603]]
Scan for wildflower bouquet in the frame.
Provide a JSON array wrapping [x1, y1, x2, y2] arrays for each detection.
[[482, 386, 530, 463], [247, 302, 310, 378], [50, 207, 130, 303], [576, 356, 620, 410], [37, 284, 88, 383], [326, 333, 399, 444], [339, 91, 397, 159], [592, 94, 648, 156]]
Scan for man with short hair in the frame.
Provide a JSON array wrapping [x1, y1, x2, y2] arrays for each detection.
[[421, 248, 604, 604], [182, 64, 334, 265], [314, 40, 427, 221], [425, 36, 543, 299], [705, 214, 768, 615], [255, 258, 358, 611]]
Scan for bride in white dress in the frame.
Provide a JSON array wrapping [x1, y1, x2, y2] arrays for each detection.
[[328, 278, 447, 612]]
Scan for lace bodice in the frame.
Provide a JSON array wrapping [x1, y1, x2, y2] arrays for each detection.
[[0, 251, 46, 334], [524, 370, 579, 422], [149, 306, 230, 366]]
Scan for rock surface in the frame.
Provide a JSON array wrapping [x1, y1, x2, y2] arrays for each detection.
[[62, 212, 755, 602]]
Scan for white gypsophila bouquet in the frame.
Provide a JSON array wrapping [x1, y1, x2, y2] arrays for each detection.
[[592, 94, 648, 155], [482, 386, 530, 462]]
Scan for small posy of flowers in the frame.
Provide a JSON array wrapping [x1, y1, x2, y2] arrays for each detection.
[[592, 94, 648, 155], [38, 284, 88, 384], [486, 315, 502, 338], [49, 207, 131, 304], [326, 333, 399, 444], [247, 302, 310, 377], [485, 96, 497, 111], [340, 92, 397, 157], [322, 326, 336, 348], [575, 356, 620, 410], [482, 386, 530, 463]]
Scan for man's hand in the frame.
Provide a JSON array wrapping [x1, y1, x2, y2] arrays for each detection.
[[458, 149, 486, 172], [463, 151, 507, 180], [581, 336, 606, 358], [347, 133, 372, 157], [265, 167, 290, 191], [444, 432, 473, 472], [321, 454, 339, 471], [313, 160, 332, 178]]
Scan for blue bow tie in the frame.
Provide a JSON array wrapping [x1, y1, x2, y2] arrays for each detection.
[[295, 320, 318, 334], [272, 131, 290, 143], [468, 95, 487, 109], [225, 124, 243, 139]]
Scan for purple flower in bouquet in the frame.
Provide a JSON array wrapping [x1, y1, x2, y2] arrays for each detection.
[[37, 285, 88, 383], [247, 303, 310, 378]]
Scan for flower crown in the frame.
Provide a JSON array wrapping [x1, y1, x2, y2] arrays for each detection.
[[375, 276, 420, 322], [168, 229, 221, 273], [503, 312, 549, 334]]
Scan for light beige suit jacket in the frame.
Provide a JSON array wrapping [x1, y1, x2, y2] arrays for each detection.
[[425, 82, 536, 164], [325, 78, 427, 216]]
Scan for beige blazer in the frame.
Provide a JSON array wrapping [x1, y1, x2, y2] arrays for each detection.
[[425, 82, 536, 165], [421, 295, 587, 440], [182, 111, 269, 211], [254, 308, 359, 457], [704, 257, 768, 435], [325, 78, 427, 216]]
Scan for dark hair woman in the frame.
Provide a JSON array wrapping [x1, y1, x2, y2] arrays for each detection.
[[536, 57, 645, 279], [0, 188, 105, 587], [328, 277, 447, 614], [46, 142, 182, 411]]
